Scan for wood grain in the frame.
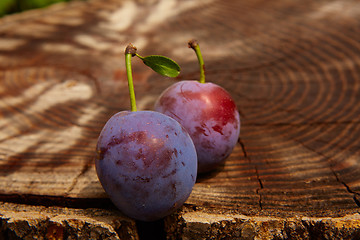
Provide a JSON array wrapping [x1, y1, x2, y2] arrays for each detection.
[[0, 0, 359, 238]]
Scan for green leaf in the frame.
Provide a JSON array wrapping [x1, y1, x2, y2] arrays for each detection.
[[138, 55, 180, 78]]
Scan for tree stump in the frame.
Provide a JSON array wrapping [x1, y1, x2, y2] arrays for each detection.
[[0, 0, 359, 239]]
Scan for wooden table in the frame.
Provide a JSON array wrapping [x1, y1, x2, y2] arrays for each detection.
[[1, 0, 359, 239]]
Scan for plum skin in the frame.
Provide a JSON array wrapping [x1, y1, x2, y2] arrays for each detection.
[[154, 81, 240, 173], [95, 111, 197, 222]]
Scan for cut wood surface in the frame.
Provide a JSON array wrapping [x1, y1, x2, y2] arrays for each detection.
[[0, 0, 359, 238]]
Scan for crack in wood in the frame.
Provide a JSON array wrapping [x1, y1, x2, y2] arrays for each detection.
[[136, 219, 166, 240], [0, 193, 112, 209], [238, 138, 263, 210], [332, 170, 360, 208], [294, 138, 360, 208], [65, 159, 92, 197]]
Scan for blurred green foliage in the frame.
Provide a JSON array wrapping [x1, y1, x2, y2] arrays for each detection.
[[0, 0, 72, 17]]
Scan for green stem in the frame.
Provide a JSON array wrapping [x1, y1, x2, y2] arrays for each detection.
[[135, 53, 144, 59], [188, 39, 205, 83], [125, 44, 137, 112]]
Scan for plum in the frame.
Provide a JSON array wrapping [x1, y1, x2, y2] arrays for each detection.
[[95, 110, 197, 221], [155, 81, 240, 173], [154, 40, 240, 173]]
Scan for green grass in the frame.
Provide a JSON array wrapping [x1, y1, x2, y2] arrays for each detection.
[[0, 0, 72, 17]]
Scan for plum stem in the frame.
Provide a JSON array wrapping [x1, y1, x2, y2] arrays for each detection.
[[135, 53, 144, 59], [125, 43, 137, 112], [188, 39, 205, 84]]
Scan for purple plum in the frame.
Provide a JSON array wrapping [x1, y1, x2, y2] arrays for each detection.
[[95, 110, 197, 221]]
